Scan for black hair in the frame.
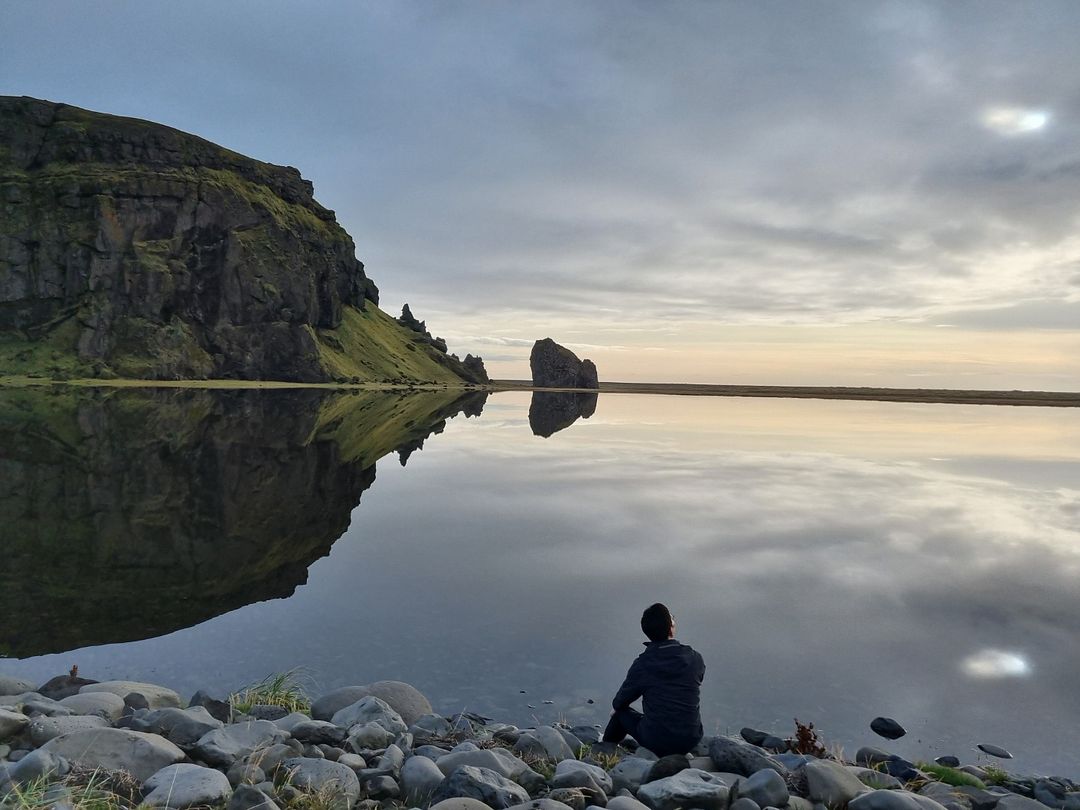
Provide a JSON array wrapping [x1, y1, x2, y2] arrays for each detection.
[[641, 603, 673, 642]]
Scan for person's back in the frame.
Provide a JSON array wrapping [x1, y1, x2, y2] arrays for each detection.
[[604, 603, 705, 756]]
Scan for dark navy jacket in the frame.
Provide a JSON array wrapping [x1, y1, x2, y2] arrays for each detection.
[[613, 639, 705, 751]]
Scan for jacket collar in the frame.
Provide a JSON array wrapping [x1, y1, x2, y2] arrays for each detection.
[[643, 639, 680, 648]]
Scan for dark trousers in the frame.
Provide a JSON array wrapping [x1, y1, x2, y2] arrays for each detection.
[[603, 706, 643, 746], [603, 706, 698, 757]]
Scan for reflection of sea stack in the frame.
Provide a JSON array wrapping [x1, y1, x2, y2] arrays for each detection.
[[530, 338, 599, 388], [529, 391, 598, 437]]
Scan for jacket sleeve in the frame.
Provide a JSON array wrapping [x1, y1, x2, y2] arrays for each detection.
[[612, 657, 644, 710]]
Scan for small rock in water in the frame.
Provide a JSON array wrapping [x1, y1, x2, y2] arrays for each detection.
[[587, 699, 595, 704], [543, 700, 554, 705], [977, 744, 1013, 759], [935, 756, 961, 768], [870, 717, 906, 740]]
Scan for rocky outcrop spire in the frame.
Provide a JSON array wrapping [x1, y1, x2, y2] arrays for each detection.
[[529, 338, 599, 389]]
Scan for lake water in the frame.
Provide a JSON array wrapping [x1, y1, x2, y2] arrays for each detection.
[[2, 386, 1079, 776]]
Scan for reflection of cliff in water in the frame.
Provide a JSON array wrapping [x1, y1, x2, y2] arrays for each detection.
[[528, 391, 597, 437], [0, 386, 487, 658]]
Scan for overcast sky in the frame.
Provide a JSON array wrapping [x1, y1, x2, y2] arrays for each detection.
[[3, 1, 1079, 388]]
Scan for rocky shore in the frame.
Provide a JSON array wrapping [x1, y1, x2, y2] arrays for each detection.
[[1, 674, 1076, 810]]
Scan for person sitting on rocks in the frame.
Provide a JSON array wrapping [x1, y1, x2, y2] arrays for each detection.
[[601, 602, 706, 757]]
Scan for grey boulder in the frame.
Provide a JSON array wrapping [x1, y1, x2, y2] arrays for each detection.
[[850, 790, 950, 810], [607, 798, 653, 810], [80, 681, 182, 709], [43, 728, 185, 781], [430, 800, 495, 810], [437, 748, 545, 793], [57, 692, 126, 721], [805, 760, 869, 807], [313, 681, 432, 727], [430, 765, 531, 809], [637, 768, 730, 810], [738, 768, 789, 808], [513, 726, 576, 761], [143, 763, 233, 809], [505, 801, 578, 810], [996, 797, 1050, 810], [331, 696, 407, 735], [228, 784, 281, 810], [8, 748, 67, 784], [128, 706, 224, 748], [402, 753, 447, 804], [708, 737, 788, 777], [0, 676, 37, 696], [552, 759, 614, 794], [291, 720, 348, 747], [611, 757, 655, 794], [0, 708, 29, 741], [191, 720, 288, 768], [28, 714, 110, 746], [281, 758, 361, 808]]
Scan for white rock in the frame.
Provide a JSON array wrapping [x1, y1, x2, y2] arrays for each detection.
[[58, 692, 126, 721], [143, 763, 233, 809], [607, 798, 653, 810], [43, 728, 185, 781], [429, 800, 493, 810], [80, 681, 182, 709], [637, 768, 730, 810]]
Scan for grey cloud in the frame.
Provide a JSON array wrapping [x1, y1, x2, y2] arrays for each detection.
[[3, 1, 1080, 333], [932, 299, 1080, 330]]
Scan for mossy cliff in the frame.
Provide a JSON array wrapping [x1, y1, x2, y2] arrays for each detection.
[[0, 96, 483, 383]]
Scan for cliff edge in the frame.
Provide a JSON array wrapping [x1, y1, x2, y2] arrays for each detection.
[[0, 96, 482, 383]]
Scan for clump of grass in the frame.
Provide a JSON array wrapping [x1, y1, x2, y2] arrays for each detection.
[[230, 668, 312, 715], [579, 744, 620, 770], [917, 762, 987, 789], [982, 765, 1009, 786], [2, 768, 135, 810]]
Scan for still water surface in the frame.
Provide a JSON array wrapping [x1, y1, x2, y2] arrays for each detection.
[[2, 387, 1079, 775]]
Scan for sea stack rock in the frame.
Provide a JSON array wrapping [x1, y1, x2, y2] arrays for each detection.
[[530, 338, 599, 389]]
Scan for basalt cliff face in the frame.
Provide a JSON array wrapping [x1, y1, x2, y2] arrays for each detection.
[[0, 96, 481, 382]]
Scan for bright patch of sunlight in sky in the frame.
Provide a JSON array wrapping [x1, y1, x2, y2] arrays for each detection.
[[981, 106, 1050, 135], [961, 648, 1033, 678]]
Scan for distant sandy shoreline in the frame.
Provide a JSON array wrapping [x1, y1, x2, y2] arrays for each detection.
[[2, 376, 1078, 407], [491, 380, 1080, 407]]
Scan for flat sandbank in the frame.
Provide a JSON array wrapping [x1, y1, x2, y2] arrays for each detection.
[[492, 380, 1080, 407], [3, 376, 1078, 407]]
